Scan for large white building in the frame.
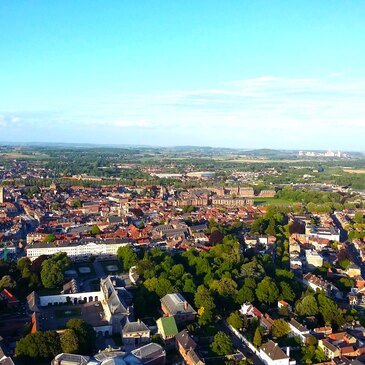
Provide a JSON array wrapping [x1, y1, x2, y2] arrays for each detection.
[[259, 341, 292, 365], [26, 238, 131, 260], [306, 225, 340, 242]]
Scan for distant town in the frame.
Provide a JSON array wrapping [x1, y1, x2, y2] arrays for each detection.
[[1, 145, 365, 365]]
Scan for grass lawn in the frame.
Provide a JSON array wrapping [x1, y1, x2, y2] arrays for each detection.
[[254, 197, 299, 206], [54, 308, 81, 318], [0, 152, 50, 160], [72, 262, 97, 278], [100, 260, 122, 275]]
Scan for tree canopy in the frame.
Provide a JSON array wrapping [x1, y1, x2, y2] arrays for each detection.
[[41, 252, 71, 289]]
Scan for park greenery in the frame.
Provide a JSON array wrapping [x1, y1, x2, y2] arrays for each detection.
[[123, 212, 354, 337], [15, 319, 96, 363]]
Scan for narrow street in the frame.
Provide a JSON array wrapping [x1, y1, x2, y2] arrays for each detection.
[[216, 319, 264, 365]]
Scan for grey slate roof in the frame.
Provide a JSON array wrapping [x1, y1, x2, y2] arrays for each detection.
[[101, 277, 129, 316], [51, 353, 90, 365], [27, 291, 40, 312], [289, 318, 309, 333], [189, 224, 208, 233], [175, 330, 196, 351], [260, 341, 289, 361], [161, 293, 196, 316], [0, 358, 15, 365], [123, 320, 149, 334], [131, 343, 165, 363]]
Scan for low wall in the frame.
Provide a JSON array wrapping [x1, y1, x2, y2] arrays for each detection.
[[227, 323, 259, 355], [39, 291, 101, 306]]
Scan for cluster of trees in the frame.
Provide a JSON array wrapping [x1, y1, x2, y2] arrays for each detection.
[[295, 292, 345, 327], [126, 228, 299, 325], [211, 331, 233, 356], [346, 212, 365, 241], [15, 319, 96, 362], [0, 253, 73, 299], [124, 210, 357, 344], [250, 212, 288, 237], [276, 187, 344, 212], [40, 253, 71, 289], [117, 246, 138, 271], [0, 256, 48, 298]]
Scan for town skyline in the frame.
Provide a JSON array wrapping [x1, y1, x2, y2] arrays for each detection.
[[1, 141, 364, 154]]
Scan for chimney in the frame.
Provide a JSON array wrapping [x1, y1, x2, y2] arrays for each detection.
[[184, 301, 188, 311], [286, 347, 290, 357]]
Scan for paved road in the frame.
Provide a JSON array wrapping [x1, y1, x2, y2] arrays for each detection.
[[216, 319, 264, 365]]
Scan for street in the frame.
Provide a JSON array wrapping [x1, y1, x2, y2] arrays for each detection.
[[216, 319, 264, 365]]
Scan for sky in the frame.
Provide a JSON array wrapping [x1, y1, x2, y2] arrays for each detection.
[[0, 1, 365, 150]]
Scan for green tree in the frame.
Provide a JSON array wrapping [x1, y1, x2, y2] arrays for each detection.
[[41, 253, 71, 289], [317, 293, 345, 326], [44, 234, 56, 243], [43, 331, 62, 358], [272, 319, 290, 338], [195, 285, 216, 325], [183, 278, 196, 295], [72, 199, 82, 208], [15, 333, 40, 358], [90, 225, 101, 235], [354, 211, 364, 224], [66, 319, 96, 354], [17, 257, 31, 273], [227, 311, 243, 330], [256, 277, 279, 304], [211, 277, 238, 298], [211, 331, 233, 356], [0, 275, 15, 290], [117, 246, 137, 271], [265, 218, 276, 236], [170, 264, 185, 280], [15, 331, 61, 360], [236, 286, 255, 304], [253, 327, 262, 348], [155, 277, 174, 298], [295, 294, 319, 317], [279, 282, 296, 302], [60, 329, 79, 354]]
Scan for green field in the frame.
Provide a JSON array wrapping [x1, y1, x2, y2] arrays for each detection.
[[253, 197, 298, 206], [0, 152, 50, 160]]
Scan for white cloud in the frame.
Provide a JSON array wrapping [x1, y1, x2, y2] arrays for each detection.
[[1, 75, 365, 149]]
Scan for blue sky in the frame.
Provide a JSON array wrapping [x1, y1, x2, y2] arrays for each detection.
[[0, 1, 364, 150]]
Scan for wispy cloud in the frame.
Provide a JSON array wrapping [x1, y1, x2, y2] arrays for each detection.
[[1, 75, 365, 149]]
